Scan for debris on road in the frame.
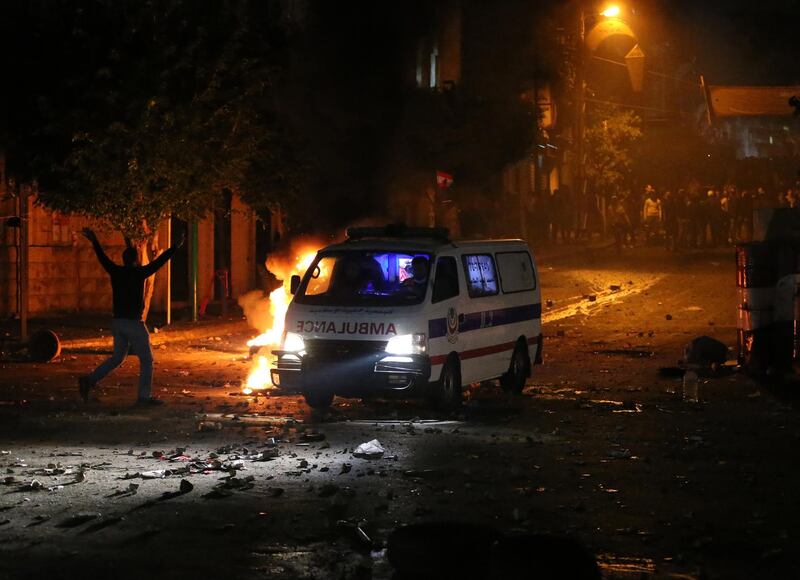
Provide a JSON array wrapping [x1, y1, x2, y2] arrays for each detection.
[[205, 475, 256, 499], [683, 335, 727, 367], [300, 431, 326, 442], [140, 470, 168, 479], [353, 439, 385, 459]]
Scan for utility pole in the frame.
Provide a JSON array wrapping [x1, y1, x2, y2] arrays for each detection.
[[574, 2, 588, 237]]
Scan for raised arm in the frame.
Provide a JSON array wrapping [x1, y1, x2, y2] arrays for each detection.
[[140, 232, 186, 278], [82, 228, 115, 273]]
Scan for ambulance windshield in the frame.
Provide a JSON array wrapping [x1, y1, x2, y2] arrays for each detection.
[[295, 251, 431, 306]]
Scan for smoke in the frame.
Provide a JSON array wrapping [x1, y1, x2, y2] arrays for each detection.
[[237, 289, 273, 333]]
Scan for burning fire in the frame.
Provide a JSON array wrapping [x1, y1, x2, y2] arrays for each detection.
[[243, 244, 320, 392]]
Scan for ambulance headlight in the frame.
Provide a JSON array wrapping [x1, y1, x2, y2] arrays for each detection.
[[385, 333, 427, 355], [282, 332, 306, 354]]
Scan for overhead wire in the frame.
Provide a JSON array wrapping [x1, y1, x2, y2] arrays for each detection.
[[584, 96, 688, 115], [590, 54, 704, 88]]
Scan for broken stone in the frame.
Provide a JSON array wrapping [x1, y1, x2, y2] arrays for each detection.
[[300, 432, 326, 443], [683, 336, 727, 367], [247, 450, 279, 461], [665, 314, 673, 320], [353, 440, 385, 460], [23, 480, 43, 491]]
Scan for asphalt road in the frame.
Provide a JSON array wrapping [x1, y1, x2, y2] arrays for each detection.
[[1, 245, 798, 579]]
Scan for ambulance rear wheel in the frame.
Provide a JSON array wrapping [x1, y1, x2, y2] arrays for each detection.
[[500, 341, 529, 394], [304, 390, 334, 409], [431, 356, 462, 411]]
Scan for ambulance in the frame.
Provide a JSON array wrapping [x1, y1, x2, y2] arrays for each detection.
[[270, 226, 542, 410]]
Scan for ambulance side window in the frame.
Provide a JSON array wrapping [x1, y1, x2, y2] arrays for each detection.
[[462, 254, 499, 298], [432, 257, 460, 303], [496, 251, 536, 293]]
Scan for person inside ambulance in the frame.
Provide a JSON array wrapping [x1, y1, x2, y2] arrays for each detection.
[[402, 256, 430, 297], [332, 255, 384, 297]]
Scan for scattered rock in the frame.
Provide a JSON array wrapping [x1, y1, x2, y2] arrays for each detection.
[[300, 432, 326, 443], [684, 336, 727, 366], [353, 439, 385, 460]]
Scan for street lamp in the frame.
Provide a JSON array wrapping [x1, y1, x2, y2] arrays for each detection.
[[600, 4, 621, 18], [574, 1, 639, 235]]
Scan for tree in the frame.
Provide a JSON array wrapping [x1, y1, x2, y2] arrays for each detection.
[[584, 108, 643, 197], [10, 2, 304, 318]]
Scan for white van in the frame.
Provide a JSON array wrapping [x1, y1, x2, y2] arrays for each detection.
[[270, 226, 542, 410]]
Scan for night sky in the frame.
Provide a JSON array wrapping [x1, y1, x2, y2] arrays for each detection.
[[650, 0, 800, 85]]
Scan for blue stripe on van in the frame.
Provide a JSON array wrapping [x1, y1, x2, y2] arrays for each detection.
[[427, 303, 541, 339]]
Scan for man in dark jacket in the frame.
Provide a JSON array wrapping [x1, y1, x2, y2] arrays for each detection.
[[79, 228, 184, 405]]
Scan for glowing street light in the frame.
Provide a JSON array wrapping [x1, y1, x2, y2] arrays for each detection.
[[600, 5, 621, 18]]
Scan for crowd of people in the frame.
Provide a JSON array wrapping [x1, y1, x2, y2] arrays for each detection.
[[607, 184, 800, 252], [409, 180, 800, 251]]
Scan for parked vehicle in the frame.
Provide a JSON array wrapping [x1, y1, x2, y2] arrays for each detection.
[[271, 226, 542, 409]]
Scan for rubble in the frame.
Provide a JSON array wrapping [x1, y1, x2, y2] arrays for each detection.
[[683, 336, 727, 367], [353, 439, 385, 459]]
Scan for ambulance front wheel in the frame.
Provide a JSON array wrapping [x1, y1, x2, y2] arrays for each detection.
[[430, 356, 462, 411], [304, 389, 334, 409], [500, 340, 530, 394]]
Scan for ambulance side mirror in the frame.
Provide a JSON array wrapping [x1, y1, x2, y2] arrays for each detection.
[[290, 275, 301, 295]]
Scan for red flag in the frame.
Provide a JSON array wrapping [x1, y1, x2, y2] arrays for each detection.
[[436, 170, 454, 189]]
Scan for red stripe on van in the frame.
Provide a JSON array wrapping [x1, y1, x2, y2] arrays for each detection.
[[430, 335, 541, 366]]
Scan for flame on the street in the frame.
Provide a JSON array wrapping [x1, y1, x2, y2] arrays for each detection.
[[244, 244, 320, 391]]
